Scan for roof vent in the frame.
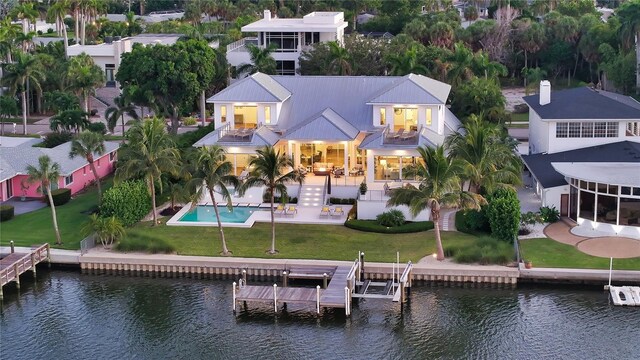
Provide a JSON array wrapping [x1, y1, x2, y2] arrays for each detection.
[[539, 80, 551, 106]]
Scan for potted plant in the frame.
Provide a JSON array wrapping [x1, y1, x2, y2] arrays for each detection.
[[359, 181, 367, 195], [524, 260, 532, 269]]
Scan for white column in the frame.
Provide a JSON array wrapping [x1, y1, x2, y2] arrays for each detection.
[[294, 143, 301, 168], [366, 150, 374, 184], [287, 141, 293, 162], [343, 142, 349, 179]]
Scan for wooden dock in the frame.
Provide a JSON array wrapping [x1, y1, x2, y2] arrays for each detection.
[[0, 243, 50, 299]]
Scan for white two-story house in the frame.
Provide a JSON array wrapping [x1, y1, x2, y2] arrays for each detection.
[[522, 81, 640, 238], [226, 10, 348, 76], [194, 72, 461, 219]]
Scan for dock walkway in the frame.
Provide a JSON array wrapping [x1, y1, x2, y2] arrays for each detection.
[[319, 265, 351, 308], [0, 244, 50, 299]]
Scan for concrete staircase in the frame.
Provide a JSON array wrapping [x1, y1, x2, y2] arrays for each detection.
[[298, 184, 325, 207], [439, 210, 457, 231]]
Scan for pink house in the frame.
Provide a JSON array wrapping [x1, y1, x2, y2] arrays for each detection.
[[0, 136, 120, 201]]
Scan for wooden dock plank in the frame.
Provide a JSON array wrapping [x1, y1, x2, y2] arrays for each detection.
[[287, 266, 336, 280], [319, 265, 352, 308]]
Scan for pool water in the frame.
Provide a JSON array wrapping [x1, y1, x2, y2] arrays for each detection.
[[179, 206, 264, 223]]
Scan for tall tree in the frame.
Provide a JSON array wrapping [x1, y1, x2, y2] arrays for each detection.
[[67, 53, 105, 112], [387, 146, 484, 261], [327, 40, 352, 75], [0, 95, 19, 136], [1, 52, 44, 135], [115, 118, 180, 226], [238, 146, 304, 254], [69, 131, 106, 204], [47, 0, 71, 59], [617, 0, 640, 94], [105, 94, 139, 136], [445, 114, 521, 194], [27, 155, 63, 245], [0, 18, 21, 62], [188, 146, 239, 256], [236, 43, 277, 77], [10, 1, 38, 34], [386, 45, 429, 75]]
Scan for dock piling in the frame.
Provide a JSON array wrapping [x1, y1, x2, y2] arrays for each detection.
[[232, 282, 237, 313], [10, 241, 14, 253], [316, 285, 320, 314], [282, 271, 288, 287], [242, 269, 247, 285], [323, 273, 328, 289], [30, 254, 36, 278], [14, 264, 20, 289], [273, 284, 278, 312]]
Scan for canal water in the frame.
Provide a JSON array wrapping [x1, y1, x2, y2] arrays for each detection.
[[1, 269, 639, 359]]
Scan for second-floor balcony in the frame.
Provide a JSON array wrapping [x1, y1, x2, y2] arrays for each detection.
[[218, 123, 256, 143], [226, 37, 259, 53], [382, 126, 419, 145]]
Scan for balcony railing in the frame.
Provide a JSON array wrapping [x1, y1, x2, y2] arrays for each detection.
[[382, 125, 419, 145], [226, 37, 258, 53], [218, 122, 259, 143]]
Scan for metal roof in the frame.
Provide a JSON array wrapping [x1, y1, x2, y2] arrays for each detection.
[[523, 87, 640, 120], [284, 108, 359, 141], [367, 74, 451, 105], [521, 141, 640, 188], [0, 139, 120, 181], [208, 73, 291, 103], [552, 162, 640, 187]]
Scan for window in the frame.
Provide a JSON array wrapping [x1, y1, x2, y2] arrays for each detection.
[[556, 123, 568, 138], [425, 108, 432, 126], [97, 159, 100, 168], [594, 122, 606, 137], [65, 175, 73, 186], [220, 105, 227, 123], [568, 122, 581, 138], [264, 106, 271, 124], [379, 108, 386, 126], [304, 32, 320, 46], [234, 106, 258, 128], [105, 64, 115, 86], [265, 32, 298, 52], [606, 122, 618, 137], [6, 181, 13, 198], [581, 122, 593, 137], [109, 152, 115, 162], [275, 60, 295, 75]]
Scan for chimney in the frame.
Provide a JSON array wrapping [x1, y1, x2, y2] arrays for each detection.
[[264, 10, 271, 21], [539, 80, 551, 105]]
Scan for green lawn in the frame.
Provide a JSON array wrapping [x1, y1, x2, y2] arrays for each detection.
[[0, 117, 44, 124], [509, 112, 529, 122], [520, 238, 640, 271], [126, 221, 477, 263], [0, 179, 112, 250]]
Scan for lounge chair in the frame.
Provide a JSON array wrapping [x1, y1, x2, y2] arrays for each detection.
[[331, 207, 344, 217], [286, 206, 297, 217], [400, 130, 416, 141], [390, 128, 404, 139], [240, 128, 253, 139], [233, 127, 245, 138], [274, 204, 285, 216], [320, 206, 331, 217]]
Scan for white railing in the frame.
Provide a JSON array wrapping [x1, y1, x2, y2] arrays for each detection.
[[359, 190, 387, 202], [226, 37, 258, 53], [80, 233, 96, 255], [217, 122, 231, 140]]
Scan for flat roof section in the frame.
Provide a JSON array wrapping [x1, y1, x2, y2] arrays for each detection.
[[552, 162, 640, 187]]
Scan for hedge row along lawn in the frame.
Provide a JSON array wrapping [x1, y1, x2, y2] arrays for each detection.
[[344, 220, 434, 234]]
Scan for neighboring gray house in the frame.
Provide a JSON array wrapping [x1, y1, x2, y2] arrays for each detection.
[[195, 72, 461, 188]]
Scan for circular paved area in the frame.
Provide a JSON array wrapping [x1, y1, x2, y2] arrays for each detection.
[[576, 237, 640, 259]]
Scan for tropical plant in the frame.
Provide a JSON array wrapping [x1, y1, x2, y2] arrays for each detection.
[[376, 209, 406, 227], [1, 52, 44, 135], [387, 146, 485, 260], [187, 146, 240, 255], [0, 18, 21, 63], [69, 131, 106, 203], [236, 43, 277, 77], [82, 214, 125, 249], [67, 53, 105, 112], [100, 180, 152, 227], [617, 0, 640, 94], [539, 206, 560, 223], [47, 0, 70, 58], [327, 41, 352, 75], [26, 155, 62, 245], [445, 114, 521, 194], [0, 95, 19, 136], [386, 45, 429, 75], [115, 118, 181, 225], [49, 109, 90, 133], [238, 146, 305, 254], [105, 94, 139, 135]]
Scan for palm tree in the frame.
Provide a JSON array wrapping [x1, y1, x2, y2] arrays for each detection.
[[67, 53, 105, 112], [617, 0, 640, 94], [387, 146, 484, 261], [82, 214, 125, 249], [471, 51, 507, 79], [49, 109, 90, 133], [386, 45, 429, 76], [238, 146, 304, 254], [1, 52, 44, 135], [446, 43, 475, 88], [327, 41, 352, 75], [48, 0, 71, 59], [27, 155, 63, 245], [188, 146, 239, 255], [445, 114, 521, 194], [0, 18, 21, 63], [10, 2, 38, 34], [115, 118, 180, 226], [105, 95, 139, 136], [236, 43, 277, 77], [69, 131, 106, 203]]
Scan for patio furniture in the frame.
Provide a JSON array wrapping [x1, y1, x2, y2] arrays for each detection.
[[400, 130, 416, 141], [349, 165, 364, 176], [286, 206, 297, 217], [320, 206, 331, 217], [274, 204, 285, 216], [331, 207, 344, 217], [333, 167, 344, 178], [238, 170, 249, 181], [313, 162, 334, 175], [232, 127, 245, 138], [390, 128, 404, 139]]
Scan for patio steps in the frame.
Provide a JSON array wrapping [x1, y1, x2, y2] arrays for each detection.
[[298, 185, 325, 207]]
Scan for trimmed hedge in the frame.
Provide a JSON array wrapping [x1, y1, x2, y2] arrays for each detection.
[[49, 188, 71, 206], [329, 197, 357, 205], [100, 180, 152, 226], [455, 209, 490, 234], [0, 204, 15, 222], [345, 220, 434, 234], [486, 188, 520, 243]]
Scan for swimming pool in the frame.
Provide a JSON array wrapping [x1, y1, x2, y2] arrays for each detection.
[[178, 205, 265, 223]]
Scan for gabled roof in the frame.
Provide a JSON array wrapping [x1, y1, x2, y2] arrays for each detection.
[[284, 108, 359, 141], [0, 138, 120, 181], [523, 87, 640, 120], [521, 141, 640, 188], [367, 74, 450, 105], [208, 73, 291, 103]]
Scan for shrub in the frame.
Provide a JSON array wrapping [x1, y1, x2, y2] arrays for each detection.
[[456, 208, 490, 234], [520, 211, 541, 233], [47, 28, 54, 34], [376, 209, 405, 227], [539, 206, 560, 223], [37, 30, 43, 35], [486, 189, 520, 243], [347, 204, 357, 220], [330, 197, 357, 205], [86, 122, 107, 134], [49, 188, 71, 206], [513, 103, 529, 114], [182, 116, 197, 126], [116, 233, 175, 253], [90, 109, 98, 116], [40, 132, 73, 148], [174, 122, 214, 149], [0, 205, 15, 222], [100, 180, 152, 226], [452, 237, 513, 265], [345, 219, 433, 233]]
